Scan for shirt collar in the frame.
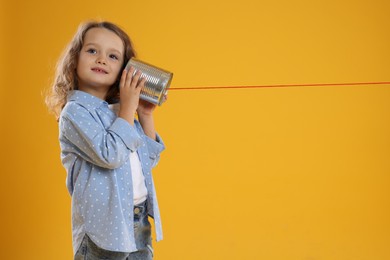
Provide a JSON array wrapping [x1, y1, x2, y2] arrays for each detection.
[[67, 90, 108, 109]]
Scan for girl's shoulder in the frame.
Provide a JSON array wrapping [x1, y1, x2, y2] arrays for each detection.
[[61, 91, 107, 118], [61, 100, 88, 118]]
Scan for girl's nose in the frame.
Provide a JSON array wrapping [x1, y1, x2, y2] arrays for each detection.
[[96, 56, 107, 65]]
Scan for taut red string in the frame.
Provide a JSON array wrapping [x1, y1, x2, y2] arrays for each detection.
[[169, 81, 390, 91]]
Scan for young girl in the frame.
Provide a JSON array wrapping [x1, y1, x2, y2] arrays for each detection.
[[46, 21, 166, 260]]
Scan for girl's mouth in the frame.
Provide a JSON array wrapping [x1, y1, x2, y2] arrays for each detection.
[[91, 67, 108, 74]]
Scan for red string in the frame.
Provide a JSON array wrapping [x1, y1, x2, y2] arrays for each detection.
[[168, 81, 390, 91]]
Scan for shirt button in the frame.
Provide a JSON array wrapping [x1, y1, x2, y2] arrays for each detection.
[[134, 208, 140, 214]]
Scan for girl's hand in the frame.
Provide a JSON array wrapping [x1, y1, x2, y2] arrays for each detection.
[[137, 99, 156, 116], [137, 94, 168, 116], [137, 94, 167, 140], [118, 67, 145, 124]]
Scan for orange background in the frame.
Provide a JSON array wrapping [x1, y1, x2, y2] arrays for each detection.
[[1, 0, 389, 259]]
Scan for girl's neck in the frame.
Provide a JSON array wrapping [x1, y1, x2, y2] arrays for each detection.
[[78, 86, 108, 101]]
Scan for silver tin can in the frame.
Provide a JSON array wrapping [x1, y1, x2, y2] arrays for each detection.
[[125, 58, 173, 106]]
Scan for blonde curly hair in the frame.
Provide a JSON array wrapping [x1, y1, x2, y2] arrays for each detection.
[[45, 21, 136, 119]]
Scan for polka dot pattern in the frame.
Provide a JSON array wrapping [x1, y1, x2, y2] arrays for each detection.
[[58, 90, 165, 254]]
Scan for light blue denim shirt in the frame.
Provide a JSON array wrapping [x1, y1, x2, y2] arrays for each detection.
[[59, 90, 164, 255]]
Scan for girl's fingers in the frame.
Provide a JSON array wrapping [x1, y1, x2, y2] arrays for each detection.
[[120, 66, 133, 89], [137, 77, 146, 90], [124, 66, 135, 88], [119, 68, 128, 89], [162, 94, 168, 103], [134, 78, 145, 95], [120, 66, 145, 92], [130, 70, 142, 88]]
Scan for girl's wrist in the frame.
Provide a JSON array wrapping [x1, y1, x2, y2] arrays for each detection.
[[137, 110, 153, 118], [118, 108, 136, 125], [119, 104, 137, 115]]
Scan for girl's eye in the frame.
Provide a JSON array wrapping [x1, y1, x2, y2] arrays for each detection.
[[109, 54, 119, 60], [86, 48, 97, 54]]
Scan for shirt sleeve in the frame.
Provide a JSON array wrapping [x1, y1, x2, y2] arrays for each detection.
[[60, 102, 142, 169], [144, 132, 165, 168]]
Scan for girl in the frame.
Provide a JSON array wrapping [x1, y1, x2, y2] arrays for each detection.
[[46, 21, 166, 260]]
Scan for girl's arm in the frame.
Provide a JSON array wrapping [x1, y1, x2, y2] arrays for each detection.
[[137, 100, 157, 140], [60, 102, 142, 169], [137, 99, 165, 168], [118, 67, 145, 126]]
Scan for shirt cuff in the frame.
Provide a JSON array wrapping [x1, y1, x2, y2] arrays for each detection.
[[145, 133, 165, 159]]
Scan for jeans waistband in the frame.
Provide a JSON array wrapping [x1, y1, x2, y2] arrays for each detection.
[[134, 199, 147, 216]]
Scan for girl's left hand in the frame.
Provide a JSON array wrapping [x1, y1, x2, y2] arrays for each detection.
[[137, 94, 168, 116]]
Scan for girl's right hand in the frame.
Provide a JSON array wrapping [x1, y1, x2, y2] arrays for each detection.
[[118, 66, 146, 124]]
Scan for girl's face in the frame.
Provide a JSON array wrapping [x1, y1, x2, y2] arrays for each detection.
[[76, 28, 124, 98]]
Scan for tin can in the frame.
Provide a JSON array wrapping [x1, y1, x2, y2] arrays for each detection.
[[125, 58, 173, 106]]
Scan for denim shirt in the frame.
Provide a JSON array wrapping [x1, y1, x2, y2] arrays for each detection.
[[59, 90, 164, 254]]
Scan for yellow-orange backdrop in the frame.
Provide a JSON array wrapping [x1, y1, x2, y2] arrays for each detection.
[[1, 0, 389, 259]]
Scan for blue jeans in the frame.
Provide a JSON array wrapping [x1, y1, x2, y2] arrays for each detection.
[[74, 200, 153, 260]]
